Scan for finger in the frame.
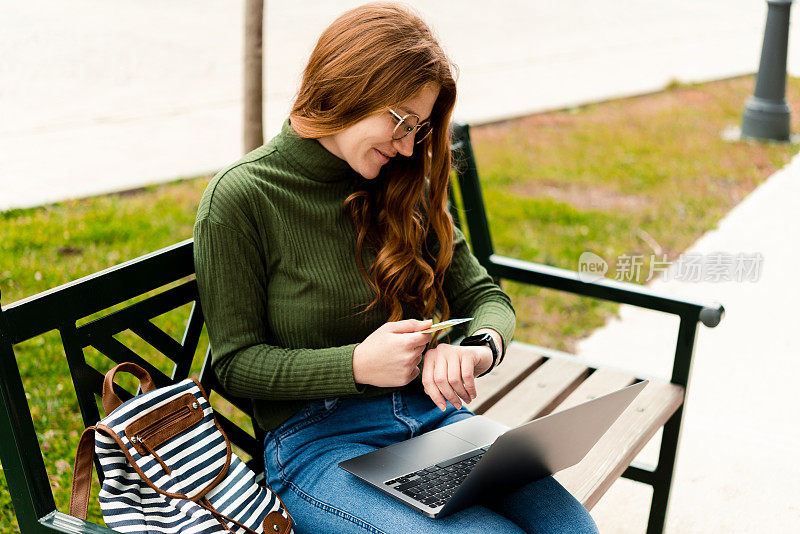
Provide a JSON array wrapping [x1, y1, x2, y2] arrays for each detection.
[[461, 350, 477, 401], [388, 318, 433, 333], [434, 357, 461, 410], [401, 332, 433, 348], [447, 351, 471, 405], [412, 344, 427, 366], [422, 349, 446, 410]]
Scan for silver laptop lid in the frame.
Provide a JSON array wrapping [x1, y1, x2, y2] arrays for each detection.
[[438, 380, 649, 516]]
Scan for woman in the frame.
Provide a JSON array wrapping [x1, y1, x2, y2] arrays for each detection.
[[194, 3, 598, 533]]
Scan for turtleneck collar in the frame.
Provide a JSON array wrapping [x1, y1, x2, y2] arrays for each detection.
[[273, 119, 357, 183]]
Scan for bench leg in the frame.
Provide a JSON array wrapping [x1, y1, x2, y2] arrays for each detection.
[[646, 405, 685, 534], [643, 315, 699, 533], [0, 341, 59, 532]]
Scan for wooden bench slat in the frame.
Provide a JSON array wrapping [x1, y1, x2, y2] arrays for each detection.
[[471, 343, 544, 414], [554, 380, 684, 509], [482, 356, 590, 427], [552, 368, 637, 413]]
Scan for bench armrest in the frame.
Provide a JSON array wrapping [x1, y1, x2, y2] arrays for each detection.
[[487, 254, 725, 327], [449, 122, 724, 330]]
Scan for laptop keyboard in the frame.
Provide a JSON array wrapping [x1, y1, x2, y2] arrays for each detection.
[[384, 448, 488, 509]]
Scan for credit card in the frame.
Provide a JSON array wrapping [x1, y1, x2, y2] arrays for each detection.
[[419, 317, 473, 334]]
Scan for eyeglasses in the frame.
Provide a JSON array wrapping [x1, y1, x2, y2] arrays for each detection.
[[387, 108, 433, 144]]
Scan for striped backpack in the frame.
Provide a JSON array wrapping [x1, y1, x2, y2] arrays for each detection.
[[69, 362, 293, 534]]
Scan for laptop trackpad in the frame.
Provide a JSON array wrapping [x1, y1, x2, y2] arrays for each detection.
[[388, 429, 476, 465], [441, 416, 509, 447]]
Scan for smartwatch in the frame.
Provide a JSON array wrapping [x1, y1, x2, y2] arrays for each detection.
[[460, 333, 499, 377]]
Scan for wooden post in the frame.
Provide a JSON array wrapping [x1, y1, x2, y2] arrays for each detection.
[[243, 0, 264, 153]]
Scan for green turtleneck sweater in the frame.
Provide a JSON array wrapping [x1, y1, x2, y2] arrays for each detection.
[[193, 120, 516, 432]]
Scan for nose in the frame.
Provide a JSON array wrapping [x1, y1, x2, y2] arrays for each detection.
[[393, 133, 415, 157]]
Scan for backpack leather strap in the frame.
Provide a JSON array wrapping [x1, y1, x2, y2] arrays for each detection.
[[103, 362, 157, 415], [69, 426, 96, 520]]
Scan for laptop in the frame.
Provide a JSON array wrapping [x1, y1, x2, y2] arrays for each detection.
[[339, 380, 647, 518]]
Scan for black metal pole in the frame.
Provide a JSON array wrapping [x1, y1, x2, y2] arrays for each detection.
[[742, 0, 794, 141]]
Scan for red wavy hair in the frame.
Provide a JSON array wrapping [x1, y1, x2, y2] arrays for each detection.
[[290, 2, 458, 325]]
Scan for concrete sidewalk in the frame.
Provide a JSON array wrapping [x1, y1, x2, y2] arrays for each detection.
[[3, 1, 799, 532], [1, 0, 796, 211], [580, 152, 800, 532]]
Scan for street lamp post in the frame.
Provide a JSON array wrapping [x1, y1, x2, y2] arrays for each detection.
[[742, 0, 794, 142]]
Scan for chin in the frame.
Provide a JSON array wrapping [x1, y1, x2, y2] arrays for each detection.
[[358, 165, 381, 180]]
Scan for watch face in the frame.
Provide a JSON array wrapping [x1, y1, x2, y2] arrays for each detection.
[[462, 333, 491, 345]]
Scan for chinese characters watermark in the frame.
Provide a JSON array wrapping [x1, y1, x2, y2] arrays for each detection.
[[578, 252, 763, 283]]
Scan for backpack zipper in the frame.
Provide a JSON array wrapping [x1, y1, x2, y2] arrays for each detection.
[[130, 400, 202, 474]]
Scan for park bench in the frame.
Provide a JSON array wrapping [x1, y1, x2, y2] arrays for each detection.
[[0, 123, 724, 534]]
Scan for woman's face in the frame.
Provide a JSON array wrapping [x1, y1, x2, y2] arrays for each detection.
[[318, 83, 440, 180]]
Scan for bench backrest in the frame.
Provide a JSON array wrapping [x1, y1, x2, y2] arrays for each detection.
[[449, 123, 494, 264], [0, 240, 265, 533]]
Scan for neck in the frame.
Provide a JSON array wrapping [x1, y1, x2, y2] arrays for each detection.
[[317, 135, 345, 160]]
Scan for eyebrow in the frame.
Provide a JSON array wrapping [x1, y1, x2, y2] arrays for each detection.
[[399, 106, 431, 122]]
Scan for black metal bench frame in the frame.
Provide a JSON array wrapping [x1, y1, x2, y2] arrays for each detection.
[[0, 123, 723, 533]]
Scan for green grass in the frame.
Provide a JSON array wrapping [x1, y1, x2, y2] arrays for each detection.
[[469, 75, 800, 350], [0, 180, 210, 529], [3, 75, 800, 531]]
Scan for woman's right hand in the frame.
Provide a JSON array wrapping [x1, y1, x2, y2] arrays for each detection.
[[352, 319, 433, 387]]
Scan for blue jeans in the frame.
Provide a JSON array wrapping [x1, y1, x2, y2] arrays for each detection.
[[263, 390, 599, 534]]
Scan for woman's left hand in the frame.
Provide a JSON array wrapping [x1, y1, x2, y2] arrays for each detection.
[[421, 343, 492, 411]]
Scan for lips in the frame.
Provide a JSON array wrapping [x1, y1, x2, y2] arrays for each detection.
[[374, 148, 395, 164]]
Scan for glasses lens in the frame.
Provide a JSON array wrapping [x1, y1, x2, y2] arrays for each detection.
[[415, 122, 432, 144], [392, 114, 420, 140]]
